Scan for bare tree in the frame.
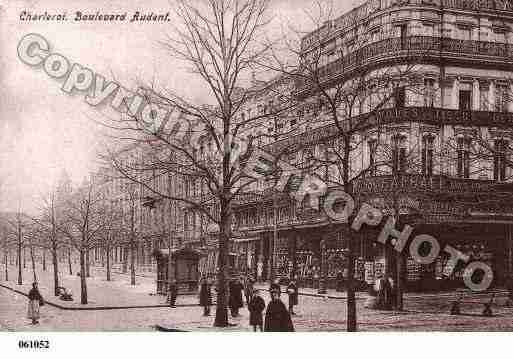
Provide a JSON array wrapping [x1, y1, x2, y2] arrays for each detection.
[[4, 211, 28, 285], [57, 178, 108, 304], [260, 1, 432, 330], [30, 191, 65, 296], [99, 0, 285, 327]]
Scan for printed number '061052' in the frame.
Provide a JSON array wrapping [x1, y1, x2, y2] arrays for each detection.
[[18, 340, 50, 349]]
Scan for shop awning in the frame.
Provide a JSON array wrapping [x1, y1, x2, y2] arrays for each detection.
[[232, 236, 260, 243]]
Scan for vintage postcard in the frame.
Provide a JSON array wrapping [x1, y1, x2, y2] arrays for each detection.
[[1, 0, 513, 347]]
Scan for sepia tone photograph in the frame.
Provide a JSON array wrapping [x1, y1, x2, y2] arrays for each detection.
[[2, 0, 513, 337]]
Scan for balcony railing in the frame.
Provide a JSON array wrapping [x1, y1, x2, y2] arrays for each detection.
[[269, 106, 513, 155], [298, 36, 513, 89]]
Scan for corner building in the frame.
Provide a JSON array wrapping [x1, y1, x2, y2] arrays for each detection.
[[231, 0, 513, 291]]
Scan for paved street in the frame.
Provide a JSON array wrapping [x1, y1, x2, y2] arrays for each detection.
[[2, 265, 513, 331]]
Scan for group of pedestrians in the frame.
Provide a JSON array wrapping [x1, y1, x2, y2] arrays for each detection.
[[364, 273, 395, 310], [197, 275, 298, 331]]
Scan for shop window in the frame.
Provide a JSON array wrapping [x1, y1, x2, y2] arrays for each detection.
[[494, 139, 508, 181], [459, 90, 471, 111], [457, 137, 471, 179], [422, 135, 434, 176]]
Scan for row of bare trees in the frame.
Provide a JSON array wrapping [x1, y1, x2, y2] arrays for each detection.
[[0, 171, 145, 305]]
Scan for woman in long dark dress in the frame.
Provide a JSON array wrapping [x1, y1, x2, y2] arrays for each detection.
[[27, 282, 44, 325], [264, 287, 294, 332]]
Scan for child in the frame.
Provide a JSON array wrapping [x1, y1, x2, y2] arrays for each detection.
[[248, 289, 265, 331]]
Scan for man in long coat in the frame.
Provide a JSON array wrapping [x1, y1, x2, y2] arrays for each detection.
[[199, 278, 212, 316], [228, 277, 244, 317], [286, 278, 299, 315], [264, 287, 294, 332]]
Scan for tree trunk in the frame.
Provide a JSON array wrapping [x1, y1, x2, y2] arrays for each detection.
[[4, 250, 8, 281], [396, 251, 405, 311], [122, 246, 128, 274], [130, 240, 136, 286], [346, 230, 357, 332], [86, 250, 91, 277], [42, 249, 46, 271], [79, 249, 88, 304], [52, 240, 59, 296], [68, 247, 73, 275], [23, 247, 26, 269], [17, 240, 22, 285], [30, 244, 37, 283], [214, 204, 230, 327], [106, 245, 111, 282]]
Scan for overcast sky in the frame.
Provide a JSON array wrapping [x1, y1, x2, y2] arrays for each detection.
[[0, 0, 361, 214]]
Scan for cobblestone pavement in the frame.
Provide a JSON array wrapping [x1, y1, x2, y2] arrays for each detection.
[[2, 281, 513, 331]]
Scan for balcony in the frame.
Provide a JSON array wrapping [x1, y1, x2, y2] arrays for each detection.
[[297, 36, 513, 91], [268, 106, 513, 155]]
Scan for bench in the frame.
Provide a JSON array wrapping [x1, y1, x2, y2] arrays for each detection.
[[449, 292, 495, 317]]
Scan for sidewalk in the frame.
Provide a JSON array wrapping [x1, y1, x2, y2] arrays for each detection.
[[0, 264, 200, 309]]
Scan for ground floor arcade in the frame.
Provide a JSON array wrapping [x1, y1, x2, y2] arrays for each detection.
[[231, 221, 513, 292]]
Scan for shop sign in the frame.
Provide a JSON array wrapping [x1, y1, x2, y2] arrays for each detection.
[[354, 175, 499, 195]]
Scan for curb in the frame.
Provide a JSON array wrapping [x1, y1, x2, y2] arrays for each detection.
[[0, 283, 208, 311]]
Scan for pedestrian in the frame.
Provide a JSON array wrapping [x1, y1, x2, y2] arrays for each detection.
[[228, 277, 244, 317], [244, 275, 254, 306], [286, 277, 299, 315], [264, 286, 294, 332], [27, 282, 44, 325], [199, 277, 212, 316], [377, 273, 393, 310], [248, 289, 265, 332], [168, 278, 178, 307]]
